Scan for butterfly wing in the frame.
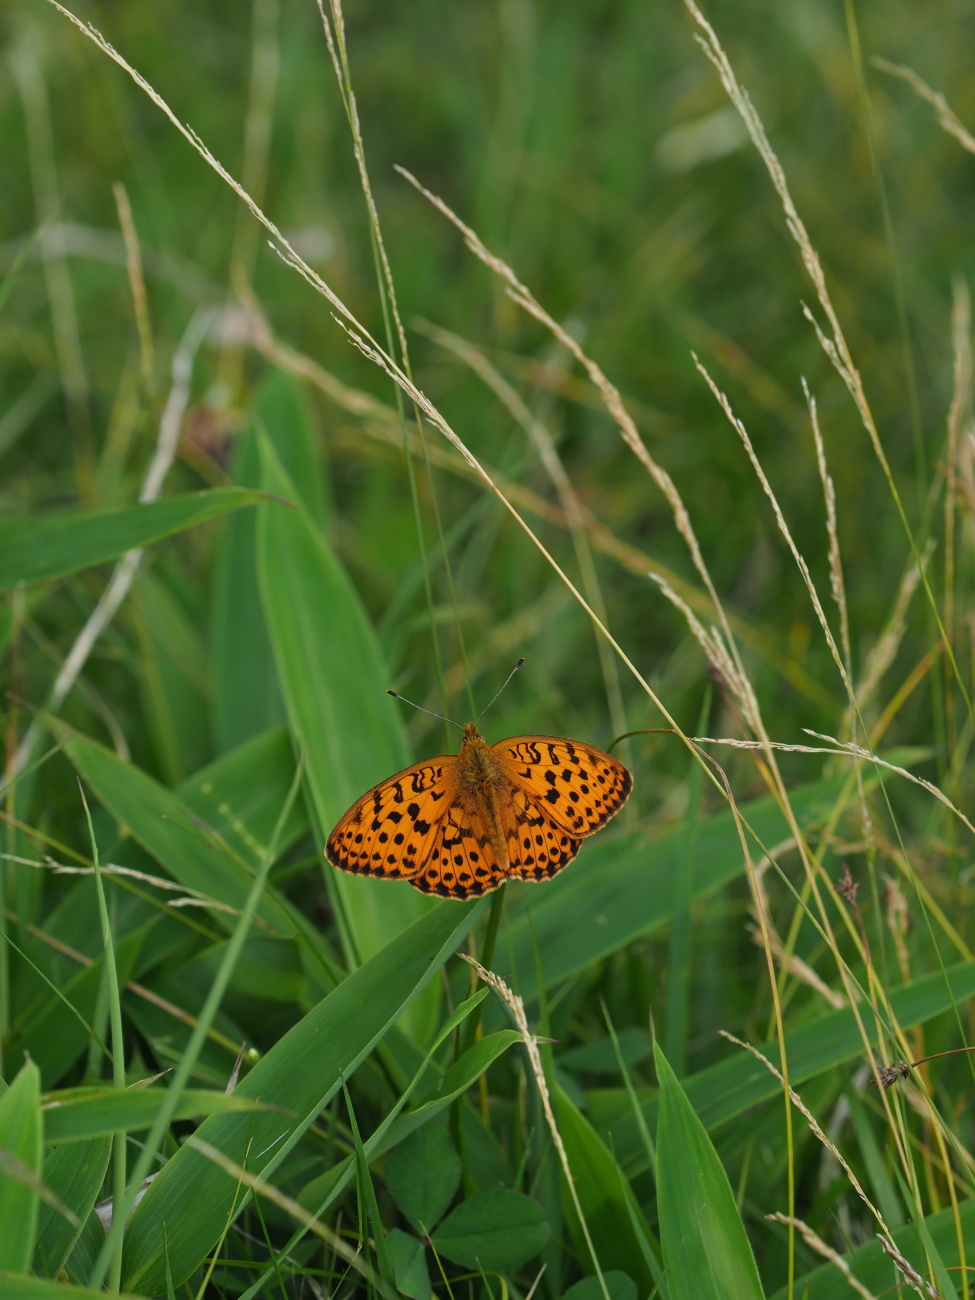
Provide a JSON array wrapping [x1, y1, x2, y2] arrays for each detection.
[[499, 781, 584, 883], [325, 756, 457, 884], [494, 735, 632, 837], [411, 800, 504, 899]]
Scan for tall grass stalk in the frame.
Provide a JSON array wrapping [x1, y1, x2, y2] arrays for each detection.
[[79, 781, 126, 1292]]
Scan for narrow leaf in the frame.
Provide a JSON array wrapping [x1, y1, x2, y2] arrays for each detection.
[[0, 487, 266, 590], [655, 1041, 764, 1300], [0, 1062, 43, 1271]]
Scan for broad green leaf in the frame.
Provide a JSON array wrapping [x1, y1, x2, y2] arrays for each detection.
[[178, 726, 309, 870], [133, 571, 210, 783], [600, 956, 975, 1174], [771, 1198, 975, 1299], [563, 1272, 637, 1300], [32, 1137, 111, 1278], [41, 1086, 265, 1143], [0, 1275, 147, 1300], [256, 369, 329, 528], [0, 487, 265, 590], [654, 1042, 763, 1300], [430, 1189, 550, 1271], [499, 774, 853, 1001], [386, 1229, 431, 1300], [211, 420, 284, 753], [121, 898, 484, 1293], [212, 373, 326, 754], [386, 1122, 461, 1233], [0, 1061, 42, 1271], [59, 728, 297, 937], [553, 1086, 658, 1292], [255, 434, 434, 980]]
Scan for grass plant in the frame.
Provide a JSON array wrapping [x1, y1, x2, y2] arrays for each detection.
[[2, 0, 975, 1297]]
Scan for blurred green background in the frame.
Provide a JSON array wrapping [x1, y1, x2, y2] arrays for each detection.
[[4, 0, 974, 789]]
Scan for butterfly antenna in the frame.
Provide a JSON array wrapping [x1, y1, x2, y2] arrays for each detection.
[[474, 657, 526, 727], [386, 690, 464, 731]]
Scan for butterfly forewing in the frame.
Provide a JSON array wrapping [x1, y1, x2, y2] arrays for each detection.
[[495, 735, 632, 837], [325, 755, 457, 882]]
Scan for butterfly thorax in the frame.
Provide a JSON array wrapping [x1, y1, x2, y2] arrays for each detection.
[[457, 723, 501, 792], [457, 722, 510, 869]]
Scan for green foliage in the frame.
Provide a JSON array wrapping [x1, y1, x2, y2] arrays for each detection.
[[386, 1228, 432, 1300], [562, 1273, 637, 1300], [430, 1188, 550, 1271], [385, 1122, 461, 1234]]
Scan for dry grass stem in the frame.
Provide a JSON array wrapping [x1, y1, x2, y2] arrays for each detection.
[[692, 354, 853, 706], [804, 378, 851, 676], [875, 1233, 940, 1299], [854, 543, 932, 714], [873, 57, 975, 156], [112, 181, 155, 396], [692, 731, 975, 840], [684, 0, 973, 732], [460, 955, 611, 1300], [719, 1031, 891, 1235], [765, 1213, 878, 1299]]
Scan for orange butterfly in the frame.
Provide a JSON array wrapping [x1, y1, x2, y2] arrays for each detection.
[[325, 694, 632, 899]]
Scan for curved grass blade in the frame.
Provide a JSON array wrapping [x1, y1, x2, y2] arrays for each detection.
[[0, 487, 266, 591], [654, 1042, 764, 1300]]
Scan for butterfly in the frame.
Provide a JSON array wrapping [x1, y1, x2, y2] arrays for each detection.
[[325, 721, 632, 899]]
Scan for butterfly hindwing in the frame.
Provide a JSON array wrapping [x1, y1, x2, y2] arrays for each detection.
[[502, 783, 583, 883], [325, 756, 456, 883], [412, 801, 502, 899], [495, 735, 632, 837]]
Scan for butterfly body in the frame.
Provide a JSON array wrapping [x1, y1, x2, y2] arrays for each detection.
[[326, 723, 632, 899]]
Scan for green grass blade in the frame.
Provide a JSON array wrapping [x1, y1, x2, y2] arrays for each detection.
[[42, 1087, 267, 1143], [0, 1276, 148, 1300], [0, 488, 267, 591], [553, 1085, 659, 1292], [89, 754, 306, 1289], [78, 783, 126, 1292], [59, 727, 298, 938], [177, 726, 309, 870], [32, 1137, 111, 1278], [211, 420, 285, 754], [654, 1041, 764, 1300], [0, 1061, 43, 1271], [255, 431, 434, 980]]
